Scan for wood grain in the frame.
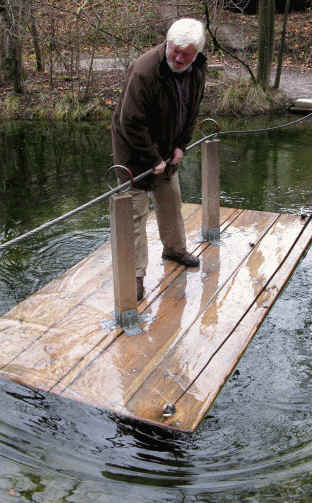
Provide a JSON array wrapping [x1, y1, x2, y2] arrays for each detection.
[[124, 214, 309, 430], [59, 209, 278, 411]]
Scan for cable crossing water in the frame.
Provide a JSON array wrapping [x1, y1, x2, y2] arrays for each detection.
[[1, 112, 311, 251]]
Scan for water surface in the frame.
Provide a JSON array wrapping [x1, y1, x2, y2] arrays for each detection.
[[1, 117, 312, 502]]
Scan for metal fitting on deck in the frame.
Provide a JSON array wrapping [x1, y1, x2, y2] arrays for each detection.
[[163, 403, 176, 417]]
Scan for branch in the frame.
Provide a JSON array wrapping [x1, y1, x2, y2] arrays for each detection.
[[44, 0, 143, 53], [204, 1, 257, 84]]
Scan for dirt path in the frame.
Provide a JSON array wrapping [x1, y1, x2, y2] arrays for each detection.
[[224, 61, 312, 101], [276, 67, 312, 99], [86, 55, 312, 101]]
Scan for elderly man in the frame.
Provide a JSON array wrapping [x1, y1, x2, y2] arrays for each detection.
[[112, 18, 206, 301]]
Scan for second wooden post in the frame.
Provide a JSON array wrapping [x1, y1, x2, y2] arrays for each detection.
[[201, 139, 220, 242]]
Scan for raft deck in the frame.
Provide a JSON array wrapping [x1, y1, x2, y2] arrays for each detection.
[[1, 205, 311, 433]]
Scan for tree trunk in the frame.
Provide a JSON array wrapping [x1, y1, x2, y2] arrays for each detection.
[[0, 6, 6, 81], [30, 6, 44, 72], [0, 0, 29, 94], [274, 0, 291, 89], [6, 35, 24, 93], [257, 0, 275, 90]]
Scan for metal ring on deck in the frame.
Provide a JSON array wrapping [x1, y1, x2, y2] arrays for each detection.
[[106, 164, 135, 191], [199, 118, 221, 137]]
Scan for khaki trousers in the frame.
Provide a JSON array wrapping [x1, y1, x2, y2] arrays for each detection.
[[129, 171, 186, 278]]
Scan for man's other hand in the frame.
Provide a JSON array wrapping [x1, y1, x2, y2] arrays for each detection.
[[170, 147, 184, 166]]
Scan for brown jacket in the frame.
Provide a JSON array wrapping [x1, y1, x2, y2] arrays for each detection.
[[112, 42, 206, 189]]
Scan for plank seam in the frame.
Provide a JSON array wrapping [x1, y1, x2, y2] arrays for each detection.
[[174, 215, 312, 408], [50, 209, 244, 394], [0, 206, 203, 372], [122, 210, 281, 408], [187, 218, 312, 431]]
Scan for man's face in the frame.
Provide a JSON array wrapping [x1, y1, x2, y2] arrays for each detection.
[[166, 41, 197, 73]]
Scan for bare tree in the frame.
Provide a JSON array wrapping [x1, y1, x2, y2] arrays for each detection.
[[204, 0, 257, 83], [0, 0, 32, 93], [257, 0, 275, 89], [0, 2, 7, 79], [29, 2, 44, 72], [274, 0, 291, 88]]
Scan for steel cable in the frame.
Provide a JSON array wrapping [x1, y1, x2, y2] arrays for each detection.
[[1, 111, 311, 251], [0, 168, 154, 250], [217, 111, 312, 138]]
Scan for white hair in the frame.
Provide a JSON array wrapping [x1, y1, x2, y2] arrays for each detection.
[[166, 18, 206, 53]]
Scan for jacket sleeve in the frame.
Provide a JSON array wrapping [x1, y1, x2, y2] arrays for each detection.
[[119, 70, 163, 168]]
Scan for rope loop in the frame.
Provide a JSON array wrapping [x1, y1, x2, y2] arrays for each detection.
[[199, 118, 221, 138], [106, 164, 135, 191]]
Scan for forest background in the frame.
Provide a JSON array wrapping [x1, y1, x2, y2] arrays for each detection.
[[0, 0, 311, 121]]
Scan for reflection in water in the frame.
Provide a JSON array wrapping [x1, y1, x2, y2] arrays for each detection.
[[181, 116, 312, 215], [0, 122, 113, 315], [1, 119, 312, 502]]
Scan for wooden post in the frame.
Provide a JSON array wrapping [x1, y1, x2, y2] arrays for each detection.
[[201, 139, 220, 242], [110, 193, 141, 336]]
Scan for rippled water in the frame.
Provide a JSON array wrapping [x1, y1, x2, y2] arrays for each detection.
[[1, 117, 312, 502]]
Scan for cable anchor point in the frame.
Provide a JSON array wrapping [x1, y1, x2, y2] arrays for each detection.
[[199, 117, 221, 138], [162, 403, 176, 417]]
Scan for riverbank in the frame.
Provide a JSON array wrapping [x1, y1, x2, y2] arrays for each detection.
[[2, 62, 311, 122], [0, 11, 311, 121]]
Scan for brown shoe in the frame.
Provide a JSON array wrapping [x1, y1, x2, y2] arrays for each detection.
[[162, 250, 199, 267], [136, 277, 144, 301]]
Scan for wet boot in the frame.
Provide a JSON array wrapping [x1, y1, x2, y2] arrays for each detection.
[[162, 250, 199, 267]]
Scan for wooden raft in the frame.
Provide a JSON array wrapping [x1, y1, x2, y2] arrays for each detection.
[[0, 205, 311, 433]]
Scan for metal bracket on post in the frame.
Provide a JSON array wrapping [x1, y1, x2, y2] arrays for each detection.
[[115, 308, 142, 337], [201, 139, 220, 243], [110, 193, 142, 336]]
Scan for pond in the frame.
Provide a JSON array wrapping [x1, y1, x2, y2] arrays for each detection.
[[0, 116, 312, 502]]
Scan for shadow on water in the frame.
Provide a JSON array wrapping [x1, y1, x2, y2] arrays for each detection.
[[1, 118, 312, 502]]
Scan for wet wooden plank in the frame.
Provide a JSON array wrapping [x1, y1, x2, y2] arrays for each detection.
[[0, 205, 234, 389], [0, 304, 113, 388], [57, 209, 279, 411], [1, 207, 310, 434], [4, 203, 200, 327], [51, 206, 240, 395], [123, 213, 310, 431], [143, 205, 237, 294], [170, 218, 312, 432], [0, 204, 200, 364], [0, 319, 55, 367]]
